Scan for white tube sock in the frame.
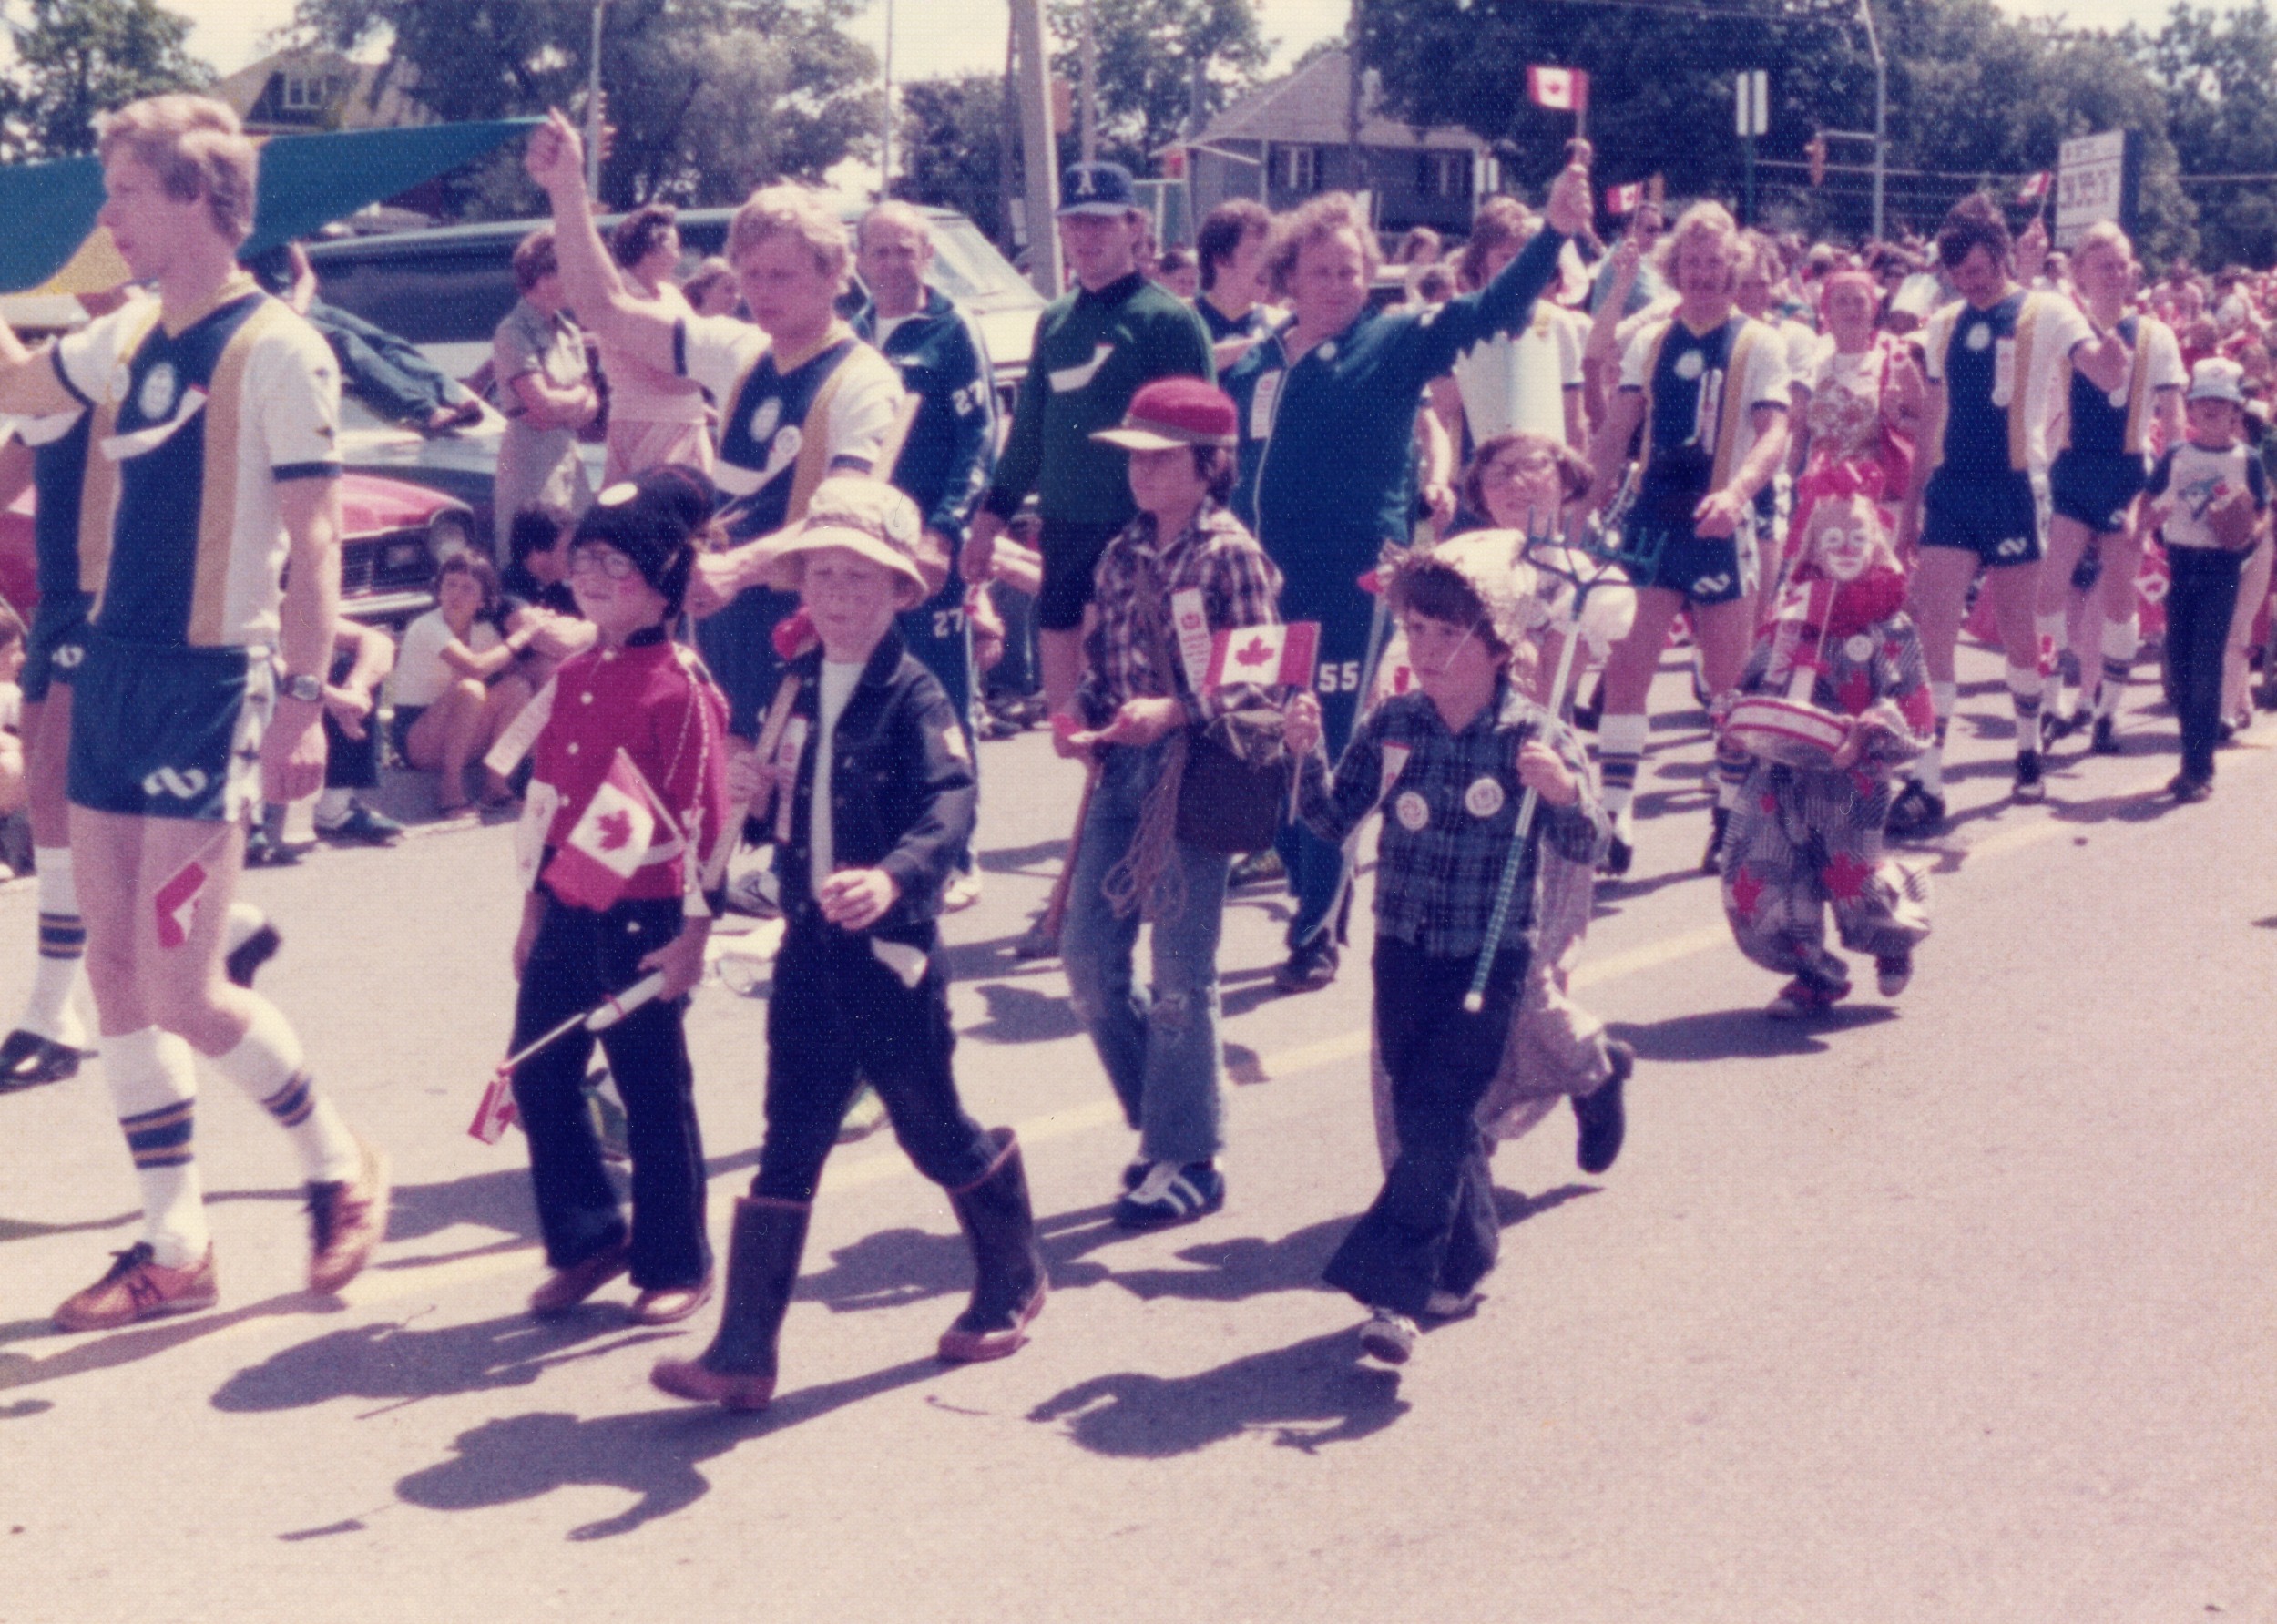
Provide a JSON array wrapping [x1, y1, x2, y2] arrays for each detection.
[[22, 847, 86, 1046], [209, 996, 361, 1183], [105, 1026, 208, 1268]]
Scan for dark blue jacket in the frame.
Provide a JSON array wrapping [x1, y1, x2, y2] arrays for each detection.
[[853, 286, 997, 544]]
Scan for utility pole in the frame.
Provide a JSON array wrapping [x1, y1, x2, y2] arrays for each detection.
[[585, 0, 608, 197], [1859, 0, 1886, 240], [1010, 0, 1064, 296], [881, 0, 895, 199], [1080, 0, 1098, 166]]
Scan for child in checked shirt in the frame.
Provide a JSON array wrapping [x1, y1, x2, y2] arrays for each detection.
[[1284, 537, 1608, 1368]]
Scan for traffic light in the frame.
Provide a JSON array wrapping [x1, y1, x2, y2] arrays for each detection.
[[1807, 133, 1828, 188]]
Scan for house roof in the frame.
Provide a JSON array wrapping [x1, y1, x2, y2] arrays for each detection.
[[1185, 48, 1486, 155], [215, 47, 431, 130]]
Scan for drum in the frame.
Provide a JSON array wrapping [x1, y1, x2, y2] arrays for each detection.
[[1724, 692, 1850, 769]]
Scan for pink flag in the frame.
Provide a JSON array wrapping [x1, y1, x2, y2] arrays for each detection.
[[541, 749, 662, 912], [153, 857, 207, 950], [2017, 170, 2051, 205], [1203, 621, 1321, 689], [1527, 66, 1588, 113]]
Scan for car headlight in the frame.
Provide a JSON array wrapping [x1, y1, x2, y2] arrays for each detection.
[[427, 509, 475, 564]]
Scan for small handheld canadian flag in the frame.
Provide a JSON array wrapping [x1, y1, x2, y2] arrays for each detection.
[[1527, 66, 1588, 113], [469, 1067, 518, 1144], [541, 749, 665, 912], [1605, 180, 1645, 216], [2017, 170, 2051, 205], [1202, 620, 1321, 690]]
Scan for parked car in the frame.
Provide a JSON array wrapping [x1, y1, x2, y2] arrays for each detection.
[[304, 201, 1043, 540], [0, 471, 476, 631]]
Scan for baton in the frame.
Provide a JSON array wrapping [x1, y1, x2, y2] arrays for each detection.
[[1461, 535, 1612, 1014]]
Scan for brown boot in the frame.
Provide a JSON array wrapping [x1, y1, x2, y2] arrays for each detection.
[[651, 1196, 808, 1412], [937, 1128, 1047, 1364]]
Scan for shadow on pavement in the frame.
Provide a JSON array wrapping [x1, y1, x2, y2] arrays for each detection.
[[0, 1292, 322, 1394], [210, 1310, 675, 1415], [1026, 1326, 1407, 1457], [1613, 1004, 1897, 1063], [959, 978, 1087, 1044], [395, 1356, 940, 1538]]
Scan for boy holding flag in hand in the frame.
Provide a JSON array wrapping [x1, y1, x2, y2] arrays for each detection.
[[653, 477, 1046, 1412], [506, 466, 731, 1325]]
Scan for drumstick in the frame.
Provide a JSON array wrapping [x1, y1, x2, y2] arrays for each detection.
[[1027, 745, 1099, 953]]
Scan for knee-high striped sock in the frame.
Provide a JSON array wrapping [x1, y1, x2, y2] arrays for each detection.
[[2008, 661, 2045, 751], [209, 996, 361, 1183], [1595, 711, 1648, 833], [106, 1026, 207, 1268], [20, 847, 86, 1047], [2097, 616, 2139, 720], [1919, 682, 1956, 793]]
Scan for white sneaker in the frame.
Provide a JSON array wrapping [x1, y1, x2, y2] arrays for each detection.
[[943, 872, 982, 913]]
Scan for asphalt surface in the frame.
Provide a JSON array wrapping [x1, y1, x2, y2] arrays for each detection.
[[1, 638, 2272, 1624]]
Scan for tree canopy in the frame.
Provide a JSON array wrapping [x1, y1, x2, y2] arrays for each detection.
[[1350, 0, 2277, 267], [0, 0, 212, 162], [295, 0, 880, 209]]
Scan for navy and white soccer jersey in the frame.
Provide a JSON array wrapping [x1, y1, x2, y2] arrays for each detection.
[[1919, 290, 2090, 480], [1619, 312, 1789, 496], [672, 313, 905, 736], [51, 277, 341, 649]]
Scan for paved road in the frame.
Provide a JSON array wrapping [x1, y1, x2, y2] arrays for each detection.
[[1, 640, 2272, 1624]]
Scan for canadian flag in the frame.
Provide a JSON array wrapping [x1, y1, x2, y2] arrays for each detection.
[[1527, 66, 1588, 113], [2017, 170, 2051, 205], [1606, 180, 1645, 216], [1202, 620, 1321, 689], [153, 856, 208, 950], [542, 749, 664, 912], [468, 1067, 518, 1144]]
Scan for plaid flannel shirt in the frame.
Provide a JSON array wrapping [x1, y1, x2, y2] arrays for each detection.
[[1297, 679, 1608, 956], [1076, 500, 1286, 727]]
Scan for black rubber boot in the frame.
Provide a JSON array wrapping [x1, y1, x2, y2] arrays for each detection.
[[937, 1128, 1047, 1363], [651, 1195, 809, 1411]]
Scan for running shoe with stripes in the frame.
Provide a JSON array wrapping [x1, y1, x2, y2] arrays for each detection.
[[1113, 1159, 1224, 1230]]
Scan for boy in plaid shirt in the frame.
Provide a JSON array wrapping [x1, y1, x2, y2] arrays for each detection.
[[1285, 536, 1608, 1366]]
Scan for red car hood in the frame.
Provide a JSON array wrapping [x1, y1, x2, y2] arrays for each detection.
[[337, 472, 453, 532]]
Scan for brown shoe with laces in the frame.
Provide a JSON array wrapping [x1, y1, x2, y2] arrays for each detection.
[[307, 1138, 390, 1295], [529, 1237, 632, 1317], [55, 1242, 219, 1333]]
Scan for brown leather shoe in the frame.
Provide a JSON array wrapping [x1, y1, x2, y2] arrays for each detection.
[[56, 1242, 219, 1333], [307, 1138, 391, 1295], [628, 1276, 714, 1325], [650, 1356, 774, 1412], [529, 1237, 632, 1317]]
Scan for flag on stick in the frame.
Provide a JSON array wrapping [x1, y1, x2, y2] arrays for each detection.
[[1527, 66, 1588, 113], [1202, 621, 1321, 689], [2017, 170, 2051, 205], [469, 1068, 518, 1144], [1606, 179, 1646, 216]]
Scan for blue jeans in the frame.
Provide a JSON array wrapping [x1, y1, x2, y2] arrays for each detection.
[[1060, 741, 1230, 1167]]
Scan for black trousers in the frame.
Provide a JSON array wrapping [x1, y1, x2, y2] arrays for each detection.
[[753, 913, 996, 1202], [1324, 935, 1527, 1317], [2164, 545, 2243, 783], [509, 893, 710, 1289]]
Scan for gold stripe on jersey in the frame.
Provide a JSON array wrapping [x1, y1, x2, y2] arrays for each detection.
[[189, 298, 295, 648], [76, 301, 165, 616], [1709, 320, 1768, 494], [784, 359, 854, 526], [1917, 303, 1959, 480]]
